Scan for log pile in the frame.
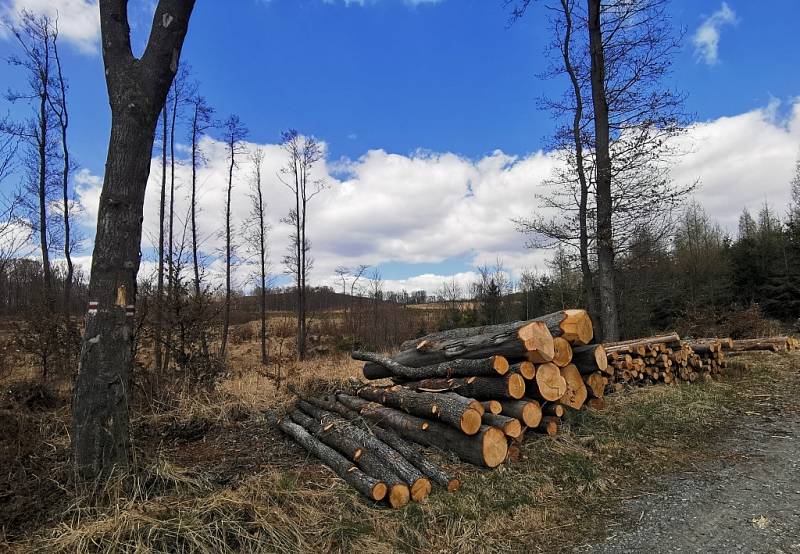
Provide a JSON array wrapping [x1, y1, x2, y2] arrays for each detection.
[[278, 309, 797, 508]]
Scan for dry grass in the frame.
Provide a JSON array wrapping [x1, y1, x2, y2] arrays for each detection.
[[2, 352, 798, 553]]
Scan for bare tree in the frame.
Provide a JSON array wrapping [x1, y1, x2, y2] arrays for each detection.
[[279, 130, 325, 361], [71, 0, 195, 478], [245, 147, 271, 365], [218, 114, 248, 360], [155, 100, 168, 372]]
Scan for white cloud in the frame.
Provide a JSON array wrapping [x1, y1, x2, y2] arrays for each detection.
[[68, 100, 800, 296], [692, 2, 737, 65], [0, 0, 100, 53]]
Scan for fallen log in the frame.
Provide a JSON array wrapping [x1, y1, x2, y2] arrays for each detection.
[[498, 399, 542, 428], [356, 384, 482, 435], [357, 352, 509, 381], [306, 394, 460, 492], [288, 410, 410, 507], [530, 362, 567, 401], [297, 401, 430, 502], [482, 413, 522, 438], [403, 374, 526, 400], [278, 418, 387, 502], [337, 394, 508, 468], [571, 344, 609, 375]]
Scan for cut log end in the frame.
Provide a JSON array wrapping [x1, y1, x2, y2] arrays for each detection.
[[561, 309, 594, 345], [535, 362, 568, 401], [410, 478, 432, 502], [522, 401, 542, 428], [371, 482, 388, 501], [552, 337, 573, 367], [586, 398, 605, 410], [537, 417, 559, 436], [481, 400, 502, 414], [559, 364, 588, 410], [388, 484, 411, 508], [493, 355, 510, 375], [447, 478, 462, 493], [460, 408, 483, 435], [481, 426, 508, 468], [508, 373, 526, 400], [519, 321, 556, 363], [515, 361, 536, 380], [502, 418, 522, 438], [593, 345, 609, 372]]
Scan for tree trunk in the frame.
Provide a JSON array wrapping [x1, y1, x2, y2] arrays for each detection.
[[278, 418, 386, 502], [588, 0, 619, 342], [71, 0, 195, 478], [155, 107, 167, 373], [357, 351, 509, 381], [336, 394, 507, 468], [356, 384, 482, 435]]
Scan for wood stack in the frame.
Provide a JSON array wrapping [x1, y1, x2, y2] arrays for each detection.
[[279, 309, 608, 507]]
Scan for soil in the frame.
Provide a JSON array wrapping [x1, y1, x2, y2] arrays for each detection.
[[578, 399, 800, 552]]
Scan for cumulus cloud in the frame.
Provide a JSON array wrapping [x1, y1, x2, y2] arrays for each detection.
[[693, 2, 737, 65], [69, 100, 800, 296], [0, 0, 100, 53]]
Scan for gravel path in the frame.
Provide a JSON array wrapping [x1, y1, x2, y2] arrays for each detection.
[[577, 411, 800, 553]]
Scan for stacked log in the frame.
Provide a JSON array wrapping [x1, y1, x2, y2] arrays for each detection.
[[730, 337, 799, 353]]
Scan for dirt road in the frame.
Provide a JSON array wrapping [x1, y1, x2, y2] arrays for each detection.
[[577, 410, 800, 553]]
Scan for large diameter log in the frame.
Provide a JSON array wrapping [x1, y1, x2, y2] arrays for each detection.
[[307, 394, 460, 492], [552, 337, 573, 367], [482, 413, 522, 438], [357, 384, 482, 435], [558, 364, 587, 410], [583, 372, 605, 399], [296, 402, 428, 503], [358, 352, 509, 381], [287, 411, 409, 507], [405, 374, 526, 400], [394, 321, 555, 367], [337, 394, 507, 468], [572, 344, 609, 375], [498, 400, 542, 428], [277, 419, 387, 502], [533, 309, 593, 346], [531, 362, 567, 401]]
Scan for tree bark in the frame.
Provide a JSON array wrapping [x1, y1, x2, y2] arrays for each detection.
[[358, 351, 509, 381], [336, 394, 507, 468], [278, 418, 386, 502], [588, 0, 620, 342], [71, 0, 195, 478], [356, 384, 482, 435]]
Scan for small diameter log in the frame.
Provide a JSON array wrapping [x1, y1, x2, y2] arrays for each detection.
[[310, 394, 460, 492], [531, 362, 567, 401], [288, 410, 409, 507], [583, 372, 605, 399], [481, 400, 502, 415], [296, 401, 427, 503], [510, 361, 536, 380], [498, 400, 542, 428], [536, 416, 559, 436], [585, 398, 605, 410], [559, 364, 587, 410], [358, 352, 509, 381], [441, 392, 484, 416], [405, 374, 526, 400], [552, 337, 573, 367], [337, 394, 507, 468], [357, 384, 482, 435], [278, 419, 386, 502], [541, 403, 565, 417], [572, 344, 609, 375], [391, 320, 555, 367], [604, 333, 680, 349], [482, 413, 522, 438]]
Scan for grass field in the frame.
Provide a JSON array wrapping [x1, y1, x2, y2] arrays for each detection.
[[1, 347, 798, 553]]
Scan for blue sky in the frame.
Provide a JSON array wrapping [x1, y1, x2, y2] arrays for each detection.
[[1, 0, 799, 293]]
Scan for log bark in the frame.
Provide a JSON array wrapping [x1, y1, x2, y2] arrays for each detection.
[[530, 362, 567, 401], [482, 413, 522, 438], [404, 374, 526, 400], [297, 401, 429, 502], [552, 337, 573, 367], [337, 394, 507, 468], [278, 418, 386, 502], [572, 344, 609, 375], [287, 410, 409, 507], [498, 400, 541, 428], [356, 385, 482, 435], [358, 352, 509, 381], [306, 394, 460, 492], [391, 320, 554, 367], [559, 364, 587, 410]]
